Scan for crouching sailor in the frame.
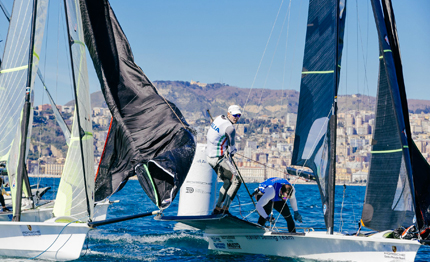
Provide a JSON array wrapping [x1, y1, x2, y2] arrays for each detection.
[[254, 177, 302, 232]]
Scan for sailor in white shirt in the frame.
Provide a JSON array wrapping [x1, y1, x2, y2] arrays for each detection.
[[206, 105, 242, 215]]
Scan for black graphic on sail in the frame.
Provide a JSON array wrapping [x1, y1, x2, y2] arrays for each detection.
[[291, 0, 346, 230], [80, 0, 196, 209]]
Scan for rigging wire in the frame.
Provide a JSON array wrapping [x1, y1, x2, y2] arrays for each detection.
[[242, 0, 285, 117], [256, 0, 291, 116], [356, 0, 371, 98], [280, 0, 294, 115], [284, 0, 305, 113]]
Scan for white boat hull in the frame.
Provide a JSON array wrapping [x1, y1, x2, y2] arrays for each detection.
[[0, 199, 111, 222], [158, 215, 422, 262], [205, 230, 421, 262], [0, 220, 90, 261]]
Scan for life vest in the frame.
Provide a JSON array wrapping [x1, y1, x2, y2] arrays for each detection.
[[206, 115, 235, 157], [258, 177, 291, 202]]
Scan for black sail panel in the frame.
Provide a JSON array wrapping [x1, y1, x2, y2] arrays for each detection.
[[380, 0, 430, 231], [361, 53, 414, 230], [81, 0, 196, 209], [363, 0, 420, 231], [291, 0, 346, 229]]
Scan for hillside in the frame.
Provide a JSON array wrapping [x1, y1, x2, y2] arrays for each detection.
[[66, 81, 430, 118]]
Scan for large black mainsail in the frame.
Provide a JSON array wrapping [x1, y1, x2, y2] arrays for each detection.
[[362, 0, 430, 232], [291, 0, 346, 231], [80, 0, 196, 210]]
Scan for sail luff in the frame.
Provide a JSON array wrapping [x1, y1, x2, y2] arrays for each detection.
[[63, 0, 91, 219], [53, 0, 94, 220]]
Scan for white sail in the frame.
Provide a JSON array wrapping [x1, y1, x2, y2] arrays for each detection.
[[53, 0, 94, 220], [0, 0, 49, 208]]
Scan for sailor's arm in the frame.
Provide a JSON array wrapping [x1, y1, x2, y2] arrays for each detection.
[[289, 187, 303, 222], [225, 125, 237, 155], [289, 187, 298, 212]]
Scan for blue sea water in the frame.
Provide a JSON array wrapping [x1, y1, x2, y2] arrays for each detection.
[[6, 178, 429, 261]]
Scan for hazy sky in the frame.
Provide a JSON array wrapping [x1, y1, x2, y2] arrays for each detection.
[[0, 0, 429, 106]]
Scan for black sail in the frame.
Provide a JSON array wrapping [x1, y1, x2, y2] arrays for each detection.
[[291, 0, 346, 229], [362, 0, 430, 231], [361, 48, 414, 230], [363, 0, 430, 231], [80, 0, 196, 209], [380, 0, 430, 231]]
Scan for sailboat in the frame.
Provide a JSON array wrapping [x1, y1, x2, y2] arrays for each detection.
[[0, 0, 194, 259], [157, 0, 430, 261], [0, 0, 97, 259], [0, 0, 111, 224]]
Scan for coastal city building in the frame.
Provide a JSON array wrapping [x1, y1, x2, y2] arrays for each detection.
[[28, 104, 430, 185]]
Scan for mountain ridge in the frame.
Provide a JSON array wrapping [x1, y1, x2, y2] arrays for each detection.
[[66, 81, 430, 118]]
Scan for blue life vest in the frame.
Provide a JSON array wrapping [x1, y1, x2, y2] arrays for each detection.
[[258, 177, 291, 202]]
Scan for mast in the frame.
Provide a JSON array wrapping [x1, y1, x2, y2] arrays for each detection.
[[327, 0, 341, 235], [12, 0, 38, 222], [62, 0, 92, 219]]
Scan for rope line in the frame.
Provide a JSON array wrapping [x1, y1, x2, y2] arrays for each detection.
[[30, 220, 80, 259]]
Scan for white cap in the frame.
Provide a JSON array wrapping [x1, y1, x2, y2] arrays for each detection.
[[228, 105, 242, 115]]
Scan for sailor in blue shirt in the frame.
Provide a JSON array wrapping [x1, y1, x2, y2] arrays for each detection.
[[254, 177, 302, 232]]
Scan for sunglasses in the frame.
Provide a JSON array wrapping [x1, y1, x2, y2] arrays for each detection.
[[232, 114, 241, 118]]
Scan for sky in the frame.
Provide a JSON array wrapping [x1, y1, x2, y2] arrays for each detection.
[[0, 0, 429, 106]]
